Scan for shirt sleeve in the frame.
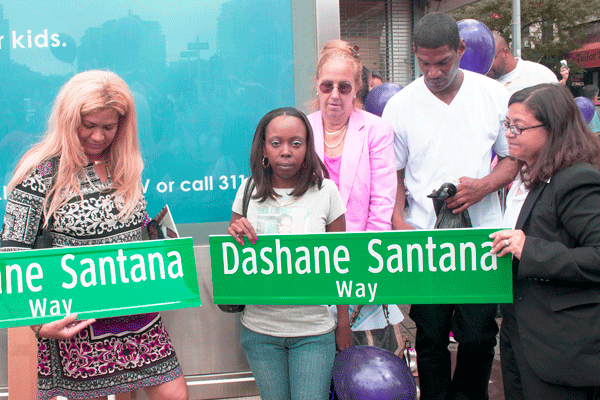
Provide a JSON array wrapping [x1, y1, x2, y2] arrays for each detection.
[[231, 177, 249, 216], [1, 161, 54, 251], [492, 88, 510, 157], [381, 96, 408, 171], [366, 117, 396, 231]]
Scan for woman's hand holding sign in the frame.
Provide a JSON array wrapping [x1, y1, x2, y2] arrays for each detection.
[[31, 313, 96, 340], [490, 229, 526, 260], [228, 214, 258, 245]]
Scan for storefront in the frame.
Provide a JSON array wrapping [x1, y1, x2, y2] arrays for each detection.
[[567, 42, 600, 88]]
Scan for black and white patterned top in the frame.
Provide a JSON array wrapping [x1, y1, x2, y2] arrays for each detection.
[[1, 159, 146, 251]]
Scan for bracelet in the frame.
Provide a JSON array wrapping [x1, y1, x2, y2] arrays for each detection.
[[34, 324, 43, 339]]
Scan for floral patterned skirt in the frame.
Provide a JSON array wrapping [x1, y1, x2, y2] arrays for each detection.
[[37, 313, 182, 400]]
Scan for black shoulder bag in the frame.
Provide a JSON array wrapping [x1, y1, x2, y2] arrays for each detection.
[[218, 177, 255, 313]]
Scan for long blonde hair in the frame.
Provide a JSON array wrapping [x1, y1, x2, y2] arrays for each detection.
[[7, 70, 144, 223]]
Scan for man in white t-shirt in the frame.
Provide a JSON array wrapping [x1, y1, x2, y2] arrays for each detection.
[[382, 13, 518, 400], [487, 33, 558, 94]]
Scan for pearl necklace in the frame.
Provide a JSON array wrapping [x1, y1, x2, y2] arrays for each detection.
[[271, 194, 299, 207], [324, 124, 348, 149], [325, 125, 347, 135]]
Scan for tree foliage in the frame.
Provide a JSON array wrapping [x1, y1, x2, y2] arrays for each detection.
[[450, 0, 600, 72]]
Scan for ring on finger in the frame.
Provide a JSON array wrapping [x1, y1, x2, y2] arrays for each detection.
[[504, 239, 510, 247]]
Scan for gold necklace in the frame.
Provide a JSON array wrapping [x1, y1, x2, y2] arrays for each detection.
[[271, 193, 299, 207], [324, 125, 348, 149], [93, 160, 105, 165]]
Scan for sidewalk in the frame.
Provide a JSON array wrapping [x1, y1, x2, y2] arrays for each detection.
[[396, 304, 505, 400]]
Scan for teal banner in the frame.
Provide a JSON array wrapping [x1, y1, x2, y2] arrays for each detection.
[[0, 238, 200, 328], [210, 229, 512, 305], [0, 0, 295, 224]]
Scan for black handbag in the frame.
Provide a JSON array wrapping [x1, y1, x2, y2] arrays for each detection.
[[33, 158, 58, 249], [218, 177, 255, 313], [33, 214, 55, 249]]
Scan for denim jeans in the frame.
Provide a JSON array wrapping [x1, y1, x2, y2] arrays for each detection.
[[240, 325, 336, 400]]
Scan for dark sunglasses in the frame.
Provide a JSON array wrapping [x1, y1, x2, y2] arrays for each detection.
[[318, 81, 353, 95]]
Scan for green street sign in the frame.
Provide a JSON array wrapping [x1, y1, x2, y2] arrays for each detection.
[[0, 237, 200, 328], [210, 228, 512, 305]]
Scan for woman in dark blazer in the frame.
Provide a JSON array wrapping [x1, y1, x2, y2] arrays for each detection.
[[490, 83, 600, 399]]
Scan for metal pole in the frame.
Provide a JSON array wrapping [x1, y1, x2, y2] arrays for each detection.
[[512, 0, 521, 57]]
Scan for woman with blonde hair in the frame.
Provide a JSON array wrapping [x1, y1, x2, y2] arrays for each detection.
[[1, 70, 188, 400]]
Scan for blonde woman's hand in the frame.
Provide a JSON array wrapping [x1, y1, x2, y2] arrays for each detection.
[[489, 229, 526, 260], [32, 313, 96, 340], [227, 217, 257, 245]]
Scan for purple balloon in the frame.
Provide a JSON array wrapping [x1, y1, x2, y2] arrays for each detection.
[[458, 19, 495, 75], [575, 96, 596, 124], [364, 82, 403, 117], [333, 346, 417, 400]]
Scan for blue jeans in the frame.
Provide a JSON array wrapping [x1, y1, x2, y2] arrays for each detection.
[[240, 325, 335, 400]]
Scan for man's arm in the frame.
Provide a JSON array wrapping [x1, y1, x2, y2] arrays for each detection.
[[559, 66, 569, 85], [391, 169, 415, 230], [445, 156, 519, 214]]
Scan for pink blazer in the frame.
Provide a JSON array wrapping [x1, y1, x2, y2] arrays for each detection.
[[309, 109, 397, 232]]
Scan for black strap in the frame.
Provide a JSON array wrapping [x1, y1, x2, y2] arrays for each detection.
[[241, 177, 255, 218], [33, 158, 58, 248], [38, 157, 58, 231]]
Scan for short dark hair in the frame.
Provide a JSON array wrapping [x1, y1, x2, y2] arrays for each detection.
[[371, 70, 383, 81], [509, 83, 600, 188], [358, 66, 371, 103], [414, 13, 460, 51], [249, 107, 328, 202], [581, 84, 599, 101]]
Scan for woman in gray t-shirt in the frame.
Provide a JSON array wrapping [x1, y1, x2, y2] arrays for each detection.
[[228, 107, 351, 400]]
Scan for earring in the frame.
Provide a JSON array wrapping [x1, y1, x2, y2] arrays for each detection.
[[262, 156, 270, 168]]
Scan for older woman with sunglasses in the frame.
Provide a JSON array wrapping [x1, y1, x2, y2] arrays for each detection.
[[490, 83, 600, 399], [308, 40, 396, 235], [308, 40, 400, 347]]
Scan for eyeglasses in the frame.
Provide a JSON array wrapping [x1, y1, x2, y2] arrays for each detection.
[[502, 119, 545, 135], [318, 81, 353, 95]]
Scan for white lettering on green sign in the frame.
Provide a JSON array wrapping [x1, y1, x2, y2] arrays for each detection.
[[368, 237, 497, 273], [222, 239, 351, 275], [61, 249, 184, 289], [0, 249, 184, 295]]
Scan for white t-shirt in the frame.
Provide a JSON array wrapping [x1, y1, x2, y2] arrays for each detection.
[[382, 70, 510, 230], [498, 58, 558, 95], [231, 178, 346, 337]]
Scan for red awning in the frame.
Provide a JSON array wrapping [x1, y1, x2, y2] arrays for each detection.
[[567, 42, 600, 69]]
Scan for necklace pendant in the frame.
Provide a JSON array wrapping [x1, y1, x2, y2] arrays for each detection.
[[271, 194, 299, 207]]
